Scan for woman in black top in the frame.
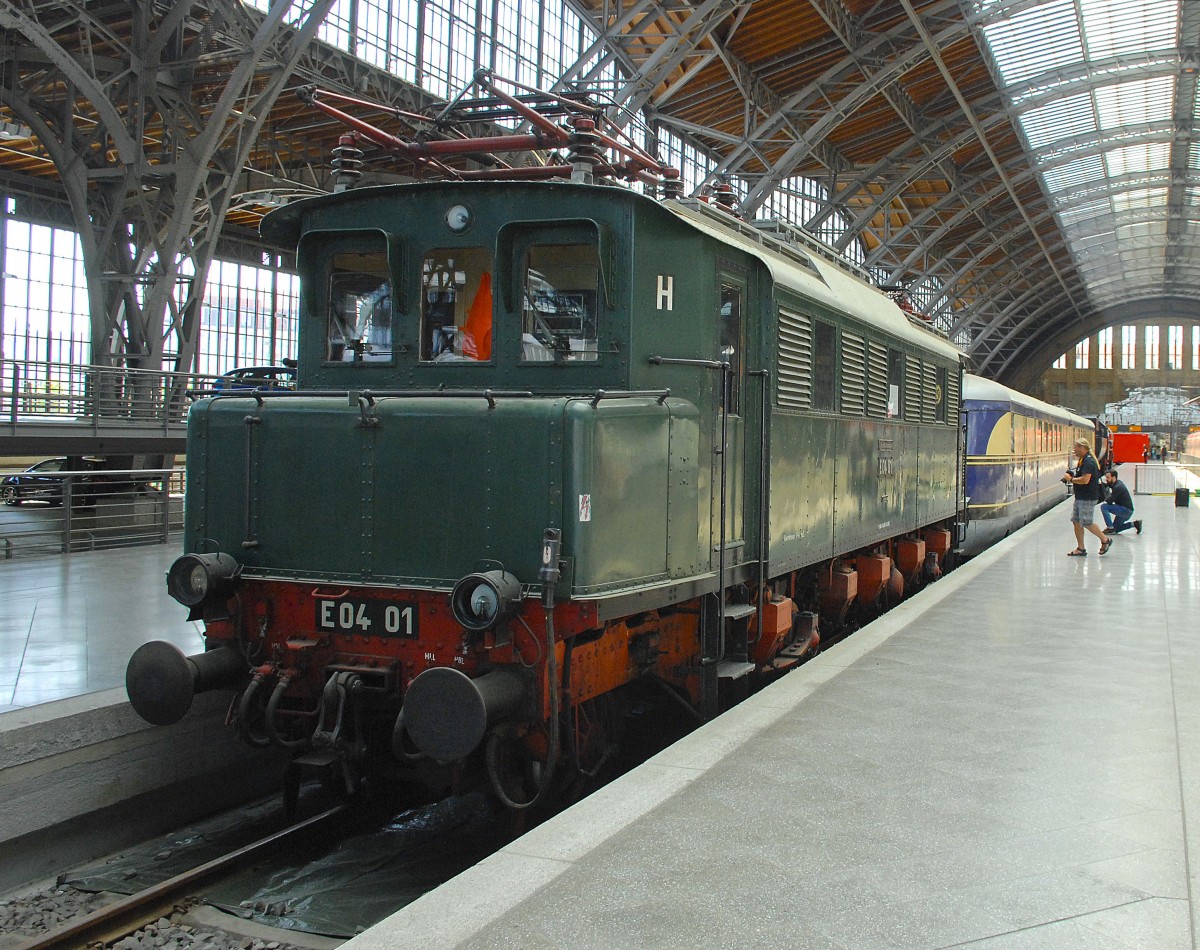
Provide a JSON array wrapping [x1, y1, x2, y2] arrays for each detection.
[[1063, 439, 1110, 556]]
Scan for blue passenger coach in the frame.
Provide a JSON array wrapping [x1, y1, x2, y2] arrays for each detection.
[[960, 374, 1094, 556]]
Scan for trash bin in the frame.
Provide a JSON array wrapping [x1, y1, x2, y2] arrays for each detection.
[[1176, 487, 1190, 507]]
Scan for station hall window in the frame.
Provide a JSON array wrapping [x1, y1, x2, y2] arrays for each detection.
[[1074, 337, 1089, 370], [811, 320, 836, 411], [1121, 326, 1137, 369], [1145, 325, 1160, 370], [1097, 327, 1113, 370], [421, 247, 493, 362], [521, 243, 600, 363], [327, 243, 393, 362], [1168, 325, 1183, 370]]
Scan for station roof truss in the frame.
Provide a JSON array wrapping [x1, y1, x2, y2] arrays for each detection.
[[1, 0, 1196, 385]]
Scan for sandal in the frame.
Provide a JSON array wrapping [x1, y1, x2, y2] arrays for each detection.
[[1099, 539, 1112, 556], [1067, 548, 1087, 557]]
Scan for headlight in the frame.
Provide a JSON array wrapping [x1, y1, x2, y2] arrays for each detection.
[[450, 570, 522, 632], [166, 552, 241, 607]]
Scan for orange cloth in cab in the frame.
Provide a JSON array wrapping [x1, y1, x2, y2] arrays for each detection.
[[462, 272, 493, 360]]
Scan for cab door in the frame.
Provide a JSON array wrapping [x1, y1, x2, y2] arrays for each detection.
[[714, 271, 747, 563]]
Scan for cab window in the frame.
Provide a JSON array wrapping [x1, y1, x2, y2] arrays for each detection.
[[421, 247, 493, 362], [327, 245, 393, 363], [521, 243, 600, 362]]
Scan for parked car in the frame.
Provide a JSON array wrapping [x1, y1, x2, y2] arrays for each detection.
[[1, 457, 156, 507], [212, 365, 296, 391], [2, 457, 102, 506]]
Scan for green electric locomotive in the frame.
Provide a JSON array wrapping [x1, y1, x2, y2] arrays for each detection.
[[126, 90, 963, 805]]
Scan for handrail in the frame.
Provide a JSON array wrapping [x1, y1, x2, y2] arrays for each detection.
[[2, 357, 216, 431], [588, 389, 671, 407], [0, 465, 185, 560]]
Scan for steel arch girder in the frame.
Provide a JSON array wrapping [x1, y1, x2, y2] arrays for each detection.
[[922, 172, 1182, 332], [733, 1, 971, 212], [0, 3, 140, 163], [863, 121, 1178, 278]]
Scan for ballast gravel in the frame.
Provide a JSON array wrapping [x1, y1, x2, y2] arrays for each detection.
[[0, 884, 110, 935], [0, 886, 311, 950]]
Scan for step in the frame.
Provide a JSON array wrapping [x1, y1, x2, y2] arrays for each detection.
[[716, 660, 756, 680], [722, 603, 756, 622]]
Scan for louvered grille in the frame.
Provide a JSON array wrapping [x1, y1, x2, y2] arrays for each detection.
[[904, 356, 921, 420], [946, 369, 960, 422], [867, 341, 888, 417], [777, 308, 812, 409], [922, 362, 938, 422], [841, 331, 866, 415]]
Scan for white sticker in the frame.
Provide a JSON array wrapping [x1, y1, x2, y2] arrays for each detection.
[[578, 494, 592, 522]]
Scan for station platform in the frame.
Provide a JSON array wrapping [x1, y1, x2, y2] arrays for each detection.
[[348, 493, 1199, 950], [0, 545, 199, 711]]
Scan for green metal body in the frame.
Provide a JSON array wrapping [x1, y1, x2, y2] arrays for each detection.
[[183, 180, 962, 610]]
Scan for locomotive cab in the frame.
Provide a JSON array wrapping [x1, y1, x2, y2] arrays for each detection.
[[290, 195, 628, 394]]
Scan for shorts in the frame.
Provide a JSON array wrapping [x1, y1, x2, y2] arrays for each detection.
[[1071, 498, 1097, 526]]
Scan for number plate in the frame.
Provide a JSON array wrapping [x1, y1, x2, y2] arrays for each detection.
[[315, 597, 419, 638]]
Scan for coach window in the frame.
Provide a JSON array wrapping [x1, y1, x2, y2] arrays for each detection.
[[327, 244, 393, 363], [812, 320, 836, 411], [521, 243, 599, 362], [421, 247, 493, 362], [887, 348, 904, 418]]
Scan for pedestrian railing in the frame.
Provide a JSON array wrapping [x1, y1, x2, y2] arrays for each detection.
[[1131, 462, 1200, 495], [1, 359, 218, 431], [0, 466, 185, 559]]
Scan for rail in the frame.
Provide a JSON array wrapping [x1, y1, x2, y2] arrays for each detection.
[[0, 466, 186, 559], [2, 358, 218, 431], [14, 805, 346, 950]]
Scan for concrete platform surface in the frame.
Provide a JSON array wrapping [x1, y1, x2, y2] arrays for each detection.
[[348, 495, 1199, 950], [0, 544, 201, 711]]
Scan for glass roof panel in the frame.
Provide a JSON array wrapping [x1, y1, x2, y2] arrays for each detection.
[[976, 0, 1183, 310], [981, 0, 1082, 86], [1104, 141, 1171, 177], [1094, 76, 1175, 129], [1078, 0, 1179, 58], [1041, 155, 1107, 194], [1057, 196, 1110, 221], [1020, 91, 1097, 149], [1111, 186, 1168, 211]]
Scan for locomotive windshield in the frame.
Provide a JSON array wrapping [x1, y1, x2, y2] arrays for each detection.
[[327, 247, 393, 362], [521, 243, 599, 362], [421, 247, 493, 361]]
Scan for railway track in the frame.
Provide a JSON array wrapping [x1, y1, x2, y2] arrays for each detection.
[[12, 805, 346, 950]]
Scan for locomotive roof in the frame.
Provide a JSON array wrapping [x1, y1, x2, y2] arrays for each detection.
[[262, 179, 961, 363], [964, 373, 1092, 429], [660, 198, 963, 363]]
